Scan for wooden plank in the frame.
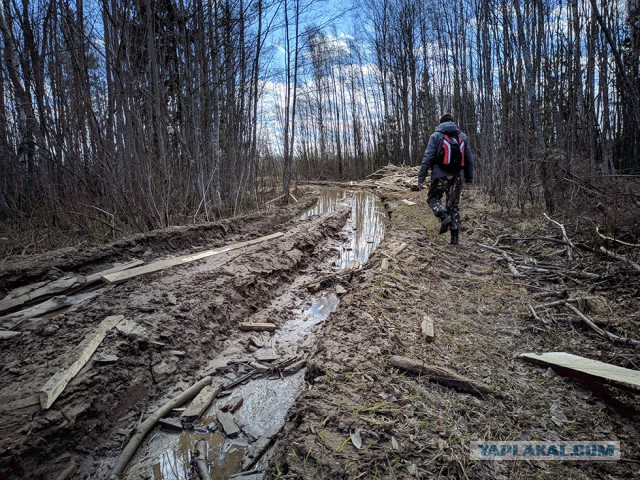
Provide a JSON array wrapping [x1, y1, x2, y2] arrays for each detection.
[[39, 315, 124, 409], [0, 276, 81, 313], [519, 352, 640, 392], [238, 322, 277, 332], [220, 396, 244, 413], [102, 232, 284, 283], [85, 260, 144, 284], [0, 330, 21, 339], [421, 315, 434, 342], [217, 411, 240, 437], [181, 383, 221, 421], [0, 296, 75, 327]]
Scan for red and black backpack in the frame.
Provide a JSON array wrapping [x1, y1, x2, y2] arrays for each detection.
[[437, 134, 465, 173]]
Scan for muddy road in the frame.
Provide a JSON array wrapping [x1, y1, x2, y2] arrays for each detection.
[[2, 165, 640, 479], [0, 188, 386, 479]]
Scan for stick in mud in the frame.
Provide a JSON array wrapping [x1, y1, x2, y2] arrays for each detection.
[[192, 439, 211, 480], [110, 375, 213, 477], [389, 355, 496, 397]]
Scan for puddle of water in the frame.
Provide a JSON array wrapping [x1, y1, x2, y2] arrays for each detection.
[[210, 371, 306, 441], [128, 188, 386, 478], [128, 431, 246, 480], [301, 188, 386, 267], [271, 294, 339, 349]]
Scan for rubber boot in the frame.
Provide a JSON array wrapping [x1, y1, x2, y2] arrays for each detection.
[[450, 229, 459, 245], [438, 214, 452, 234]]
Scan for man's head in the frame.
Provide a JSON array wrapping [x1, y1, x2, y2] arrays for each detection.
[[439, 113, 454, 123]]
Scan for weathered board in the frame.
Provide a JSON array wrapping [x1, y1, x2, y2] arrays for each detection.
[[181, 383, 221, 421], [0, 296, 74, 328], [102, 232, 284, 283], [0, 276, 81, 313], [85, 260, 144, 284], [519, 352, 640, 391], [421, 315, 435, 342], [39, 315, 124, 409], [217, 411, 240, 437], [0, 330, 21, 339]]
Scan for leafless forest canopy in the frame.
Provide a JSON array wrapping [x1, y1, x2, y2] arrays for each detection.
[[0, 0, 639, 247]]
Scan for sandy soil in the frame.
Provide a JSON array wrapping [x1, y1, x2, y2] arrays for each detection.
[[1, 166, 639, 479]]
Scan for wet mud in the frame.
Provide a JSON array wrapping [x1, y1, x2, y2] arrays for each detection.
[[0, 187, 386, 479]]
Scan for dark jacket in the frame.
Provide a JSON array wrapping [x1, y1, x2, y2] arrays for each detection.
[[418, 121, 475, 183]]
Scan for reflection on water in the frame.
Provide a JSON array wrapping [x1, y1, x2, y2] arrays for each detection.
[[301, 189, 386, 268], [208, 371, 306, 442], [128, 430, 245, 480], [271, 293, 339, 347], [127, 188, 386, 479]]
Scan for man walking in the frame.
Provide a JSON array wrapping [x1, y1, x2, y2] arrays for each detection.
[[418, 113, 475, 245]]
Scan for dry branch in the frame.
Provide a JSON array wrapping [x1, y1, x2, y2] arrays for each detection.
[[596, 226, 640, 248], [565, 304, 640, 347], [543, 213, 579, 260], [389, 355, 495, 397], [111, 376, 213, 477], [598, 246, 640, 273]]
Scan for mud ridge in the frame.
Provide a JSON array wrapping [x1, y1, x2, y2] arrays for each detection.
[[0, 203, 347, 478]]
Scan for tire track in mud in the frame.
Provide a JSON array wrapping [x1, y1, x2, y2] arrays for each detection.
[[0, 203, 351, 478], [0, 199, 316, 291]]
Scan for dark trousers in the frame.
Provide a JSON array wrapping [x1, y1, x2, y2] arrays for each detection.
[[427, 175, 462, 230]]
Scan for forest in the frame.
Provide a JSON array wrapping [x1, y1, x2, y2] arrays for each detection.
[[2, 2, 640, 479], [0, 0, 639, 247]]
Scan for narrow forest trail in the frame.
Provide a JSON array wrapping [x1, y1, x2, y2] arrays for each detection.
[[267, 167, 640, 479], [0, 166, 639, 479]]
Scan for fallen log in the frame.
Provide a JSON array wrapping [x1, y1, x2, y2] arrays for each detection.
[[103, 232, 284, 284], [598, 246, 640, 273], [389, 355, 495, 397], [192, 439, 211, 480], [111, 376, 213, 477], [40, 315, 124, 409]]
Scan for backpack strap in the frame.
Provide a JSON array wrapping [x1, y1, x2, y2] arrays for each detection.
[[442, 135, 451, 165], [459, 135, 465, 167]]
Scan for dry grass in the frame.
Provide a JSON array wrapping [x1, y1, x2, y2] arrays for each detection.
[[270, 168, 640, 479]]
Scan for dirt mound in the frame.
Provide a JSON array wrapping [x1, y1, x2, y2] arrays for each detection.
[[0, 199, 315, 292]]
